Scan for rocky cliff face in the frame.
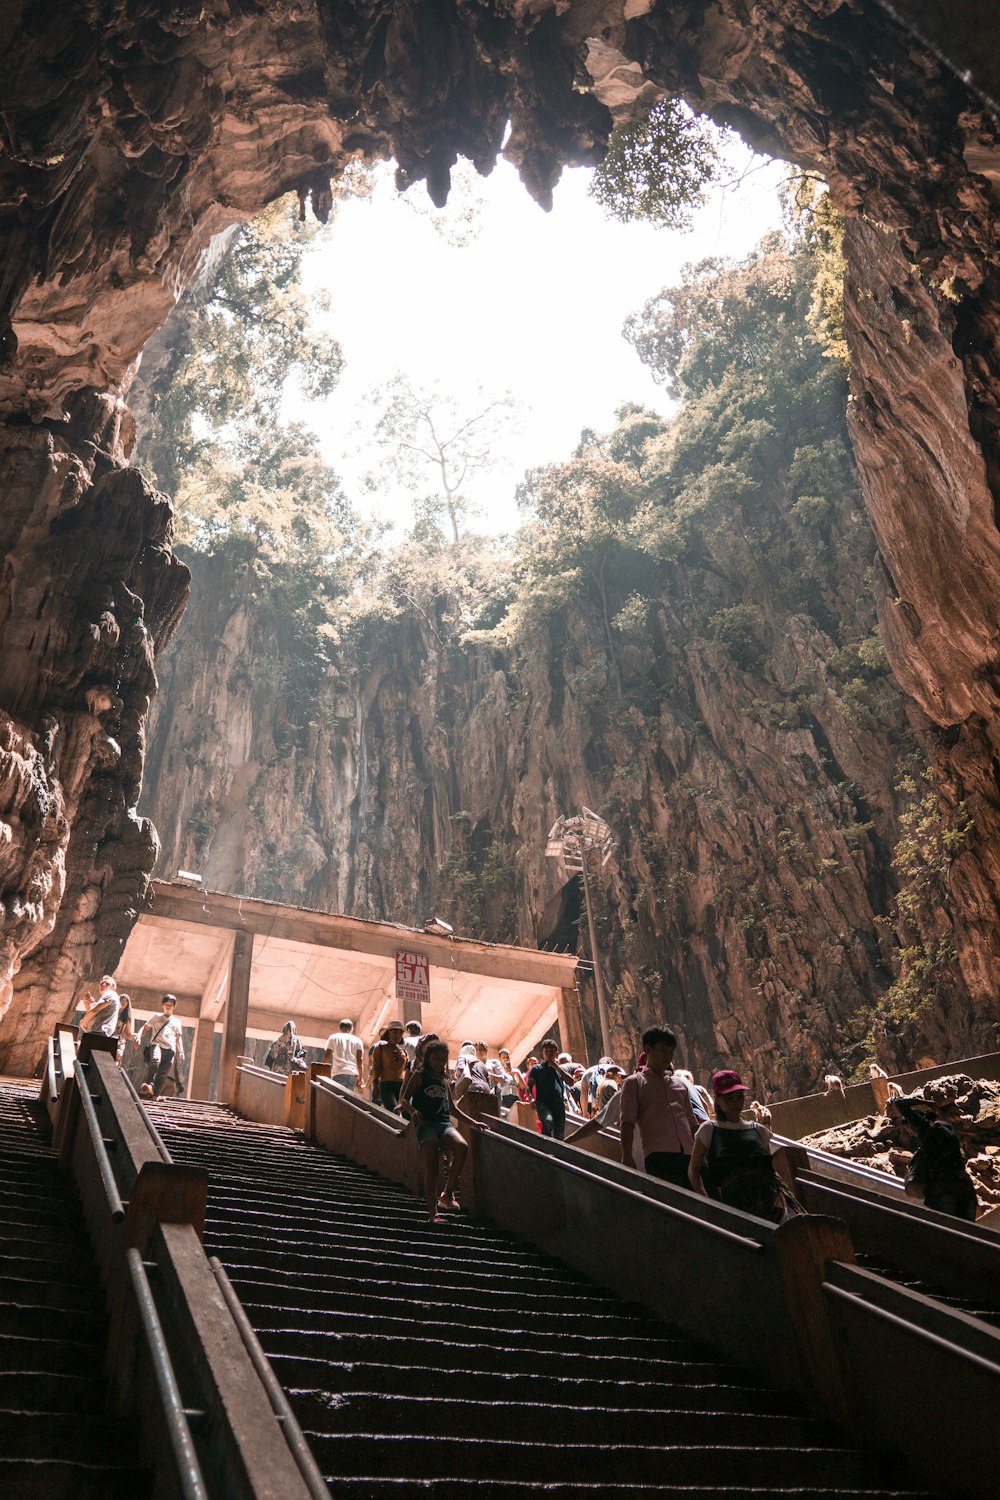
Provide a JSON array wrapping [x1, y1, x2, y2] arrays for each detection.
[[142, 486, 956, 1097], [1, 0, 999, 1073]]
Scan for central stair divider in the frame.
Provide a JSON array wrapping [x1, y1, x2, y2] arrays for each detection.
[[49, 1030, 326, 1500]]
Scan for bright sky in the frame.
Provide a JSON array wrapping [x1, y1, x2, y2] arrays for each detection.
[[299, 139, 788, 536]]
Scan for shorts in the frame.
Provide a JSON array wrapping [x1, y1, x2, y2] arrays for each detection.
[[416, 1120, 464, 1148], [644, 1151, 691, 1188]]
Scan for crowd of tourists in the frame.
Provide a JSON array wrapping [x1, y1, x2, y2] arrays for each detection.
[[77, 977, 185, 1098], [309, 1017, 980, 1228], [79, 979, 978, 1229]]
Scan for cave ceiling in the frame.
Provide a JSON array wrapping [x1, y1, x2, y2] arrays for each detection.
[[0, 0, 999, 1072]]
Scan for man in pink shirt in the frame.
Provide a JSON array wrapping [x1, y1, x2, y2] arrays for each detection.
[[619, 1026, 698, 1188]]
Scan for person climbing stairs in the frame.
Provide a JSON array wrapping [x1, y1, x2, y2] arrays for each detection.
[[149, 1097, 940, 1498]]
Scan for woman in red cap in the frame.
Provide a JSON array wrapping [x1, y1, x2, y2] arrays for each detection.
[[688, 1069, 785, 1223]]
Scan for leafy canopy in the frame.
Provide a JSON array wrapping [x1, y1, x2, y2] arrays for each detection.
[[590, 98, 723, 229]]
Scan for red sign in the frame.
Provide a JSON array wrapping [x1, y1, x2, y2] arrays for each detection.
[[395, 950, 430, 1005]]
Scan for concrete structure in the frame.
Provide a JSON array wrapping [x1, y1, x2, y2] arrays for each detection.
[[115, 880, 583, 1101]]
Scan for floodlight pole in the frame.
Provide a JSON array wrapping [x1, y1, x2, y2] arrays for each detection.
[[579, 852, 613, 1058]]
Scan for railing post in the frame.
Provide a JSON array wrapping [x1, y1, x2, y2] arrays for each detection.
[[456, 1093, 498, 1218], [283, 1072, 311, 1130], [772, 1213, 855, 1423], [304, 1063, 330, 1141]]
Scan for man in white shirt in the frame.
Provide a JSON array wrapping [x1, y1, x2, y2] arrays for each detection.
[[401, 1021, 422, 1066], [139, 995, 186, 1098], [324, 1019, 365, 1091]]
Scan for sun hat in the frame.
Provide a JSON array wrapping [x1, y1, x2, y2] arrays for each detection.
[[711, 1069, 749, 1095]]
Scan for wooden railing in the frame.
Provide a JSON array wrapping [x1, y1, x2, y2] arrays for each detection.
[[51, 1029, 325, 1500], [766, 1048, 1000, 1139], [261, 1067, 1000, 1496], [230, 1056, 318, 1131]]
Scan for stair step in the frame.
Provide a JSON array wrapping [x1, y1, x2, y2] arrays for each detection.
[[294, 1392, 826, 1446], [0, 1302, 105, 1343], [0, 1412, 115, 1463], [258, 1328, 728, 1378], [154, 1107, 938, 1499], [0, 1334, 106, 1377], [0, 1458, 145, 1500], [234, 1298, 688, 1351], [306, 1434, 875, 1485], [0, 1371, 94, 1413], [223, 1265, 639, 1313], [0, 1253, 91, 1286], [327, 1485, 934, 1500], [273, 1360, 792, 1411], [0, 1276, 96, 1311]]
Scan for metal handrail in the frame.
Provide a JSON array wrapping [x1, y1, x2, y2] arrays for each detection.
[[127, 1248, 209, 1500], [45, 1036, 58, 1104], [824, 1280, 1000, 1376], [209, 1258, 329, 1500], [73, 1059, 126, 1221], [772, 1132, 907, 1194], [120, 1067, 174, 1163], [312, 1075, 408, 1138], [236, 1060, 285, 1085], [479, 1121, 766, 1253]]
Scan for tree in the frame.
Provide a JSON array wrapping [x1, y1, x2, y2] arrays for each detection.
[[365, 374, 523, 544], [622, 233, 800, 399], [132, 192, 355, 494], [590, 97, 723, 228]]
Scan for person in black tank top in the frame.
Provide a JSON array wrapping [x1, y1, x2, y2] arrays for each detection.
[[400, 1041, 469, 1223], [688, 1069, 785, 1224]]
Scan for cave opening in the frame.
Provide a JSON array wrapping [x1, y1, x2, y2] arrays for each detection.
[[2, 1, 999, 1098]]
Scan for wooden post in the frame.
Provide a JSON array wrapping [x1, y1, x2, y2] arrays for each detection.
[[557, 985, 588, 1063], [187, 1017, 216, 1100], [304, 1062, 331, 1140], [220, 931, 253, 1105], [773, 1212, 855, 1423]]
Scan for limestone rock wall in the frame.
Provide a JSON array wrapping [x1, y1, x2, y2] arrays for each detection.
[[0, 394, 187, 1072], [142, 519, 942, 1098], [2, 0, 1000, 1073]]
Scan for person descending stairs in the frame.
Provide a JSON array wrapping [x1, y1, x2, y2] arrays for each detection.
[[0, 1079, 148, 1499], [149, 1097, 941, 1499]]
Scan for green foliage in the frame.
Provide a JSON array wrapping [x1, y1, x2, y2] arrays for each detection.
[[590, 98, 723, 229], [704, 603, 771, 671], [781, 172, 849, 367], [891, 765, 973, 930], [437, 820, 519, 942], [623, 235, 800, 399], [136, 196, 347, 495]]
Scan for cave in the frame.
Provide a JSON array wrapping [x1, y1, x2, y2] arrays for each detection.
[[1, 0, 1000, 1079]]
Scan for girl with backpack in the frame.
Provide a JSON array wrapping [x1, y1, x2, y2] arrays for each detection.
[[688, 1069, 787, 1223]]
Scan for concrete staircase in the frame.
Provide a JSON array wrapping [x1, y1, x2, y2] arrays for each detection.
[[0, 1080, 146, 1499], [150, 1098, 940, 1499]]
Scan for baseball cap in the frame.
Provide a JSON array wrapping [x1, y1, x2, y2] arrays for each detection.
[[711, 1069, 749, 1095]]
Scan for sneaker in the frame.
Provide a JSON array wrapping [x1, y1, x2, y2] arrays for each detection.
[[428, 1214, 447, 1225], [139, 1083, 154, 1097], [438, 1194, 461, 1212]]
